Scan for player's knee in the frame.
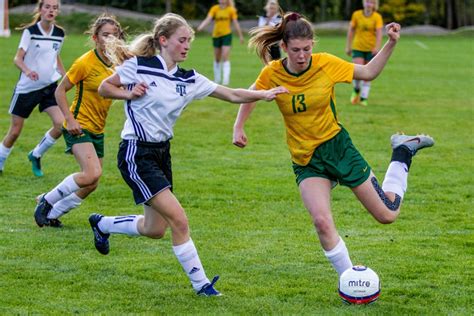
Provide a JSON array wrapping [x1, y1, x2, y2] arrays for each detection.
[[82, 168, 102, 186], [170, 214, 189, 236], [374, 211, 398, 224], [313, 216, 333, 236], [52, 120, 63, 131]]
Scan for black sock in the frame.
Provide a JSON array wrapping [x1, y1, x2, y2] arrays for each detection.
[[391, 146, 413, 170]]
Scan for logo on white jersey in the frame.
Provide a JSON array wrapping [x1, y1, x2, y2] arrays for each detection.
[[150, 81, 157, 87], [176, 84, 187, 96], [53, 43, 59, 51]]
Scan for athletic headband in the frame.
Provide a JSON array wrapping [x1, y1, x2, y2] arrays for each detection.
[[287, 13, 301, 22]]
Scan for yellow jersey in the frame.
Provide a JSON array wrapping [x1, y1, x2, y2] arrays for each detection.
[[65, 49, 114, 134], [255, 53, 354, 166], [208, 4, 238, 38], [350, 10, 383, 52]]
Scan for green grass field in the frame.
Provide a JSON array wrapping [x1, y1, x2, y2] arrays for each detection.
[[0, 32, 473, 314]]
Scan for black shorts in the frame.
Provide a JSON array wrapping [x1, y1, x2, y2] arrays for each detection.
[[9, 82, 58, 118], [117, 139, 172, 205]]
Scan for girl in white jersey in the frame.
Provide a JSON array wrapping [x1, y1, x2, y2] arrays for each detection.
[[90, 13, 287, 296], [257, 0, 282, 60], [0, 0, 65, 177]]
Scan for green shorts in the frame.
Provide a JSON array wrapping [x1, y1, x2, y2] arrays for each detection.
[[292, 127, 371, 188], [352, 49, 374, 61], [213, 34, 232, 47], [63, 128, 105, 158]]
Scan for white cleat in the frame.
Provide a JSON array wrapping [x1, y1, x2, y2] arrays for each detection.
[[391, 133, 435, 155]]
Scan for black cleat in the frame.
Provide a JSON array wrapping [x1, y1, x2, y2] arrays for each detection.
[[34, 195, 53, 227], [89, 213, 110, 255], [49, 218, 63, 228]]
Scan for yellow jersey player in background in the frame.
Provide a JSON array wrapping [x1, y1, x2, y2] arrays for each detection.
[[233, 12, 434, 286], [197, 0, 244, 85], [33, 15, 130, 228], [346, 0, 383, 106]]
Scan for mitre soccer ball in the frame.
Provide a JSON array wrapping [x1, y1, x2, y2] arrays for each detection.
[[338, 265, 380, 304]]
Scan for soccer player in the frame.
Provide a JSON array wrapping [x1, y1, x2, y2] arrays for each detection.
[[345, 0, 383, 106], [0, 0, 65, 176], [233, 12, 434, 279], [196, 0, 244, 85], [90, 13, 287, 296], [33, 14, 126, 228], [257, 0, 282, 61]]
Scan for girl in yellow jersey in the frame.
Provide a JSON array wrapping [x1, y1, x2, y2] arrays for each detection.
[[197, 0, 244, 85], [33, 15, 132, 227], [233, 12, 434, 281], [346, 0, 383, 106]]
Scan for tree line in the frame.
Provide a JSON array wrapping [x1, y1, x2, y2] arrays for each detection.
[[9, 0, 473, 29]]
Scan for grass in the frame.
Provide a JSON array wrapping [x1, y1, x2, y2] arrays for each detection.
[[0, 31, 473, 314]]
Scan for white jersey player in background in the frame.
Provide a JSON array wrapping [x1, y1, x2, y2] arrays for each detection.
[[88, 13, 287, 296], [0, 0, 65, 177]]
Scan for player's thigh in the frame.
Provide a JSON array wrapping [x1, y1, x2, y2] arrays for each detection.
[[299, 177, 333, 221], [43, 105, 64, 126], [221, 45, 231, 60], [213, 46, 222, 61], [72, 142, 101, 174], [351, 172, 400, 222], [148, 188, 187, 225]]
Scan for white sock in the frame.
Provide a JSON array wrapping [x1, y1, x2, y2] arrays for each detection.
[[173, 238, 210, 291], [353, 80, 361, 91], [32, 131, 56, 158], [0, 143, 12, 170], [98, 215, 142, 236], [324, 237, 353, 276], [47, 193, 82, 219], [360, 81, 371, 99], [382, 161, 408, 199], [222, 61, 231, 85], [44, 174, 80, 205], [213, 60, 221, 84]]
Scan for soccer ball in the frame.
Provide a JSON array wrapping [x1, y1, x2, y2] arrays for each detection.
[[338, 265, 380, 304]]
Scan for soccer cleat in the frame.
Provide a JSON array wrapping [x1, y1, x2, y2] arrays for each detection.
[[34, 195, 53, 227], [28, 151, 43, 177], [390, 133, 435, 156], [197, 275, 222, 297], [360, 98, 368, 107], [350, 91, 360, 105], [49, 218, 64, 228], [89, 213, 110, 255]]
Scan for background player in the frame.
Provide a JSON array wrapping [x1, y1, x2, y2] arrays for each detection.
[[0, 0, 65, 176]]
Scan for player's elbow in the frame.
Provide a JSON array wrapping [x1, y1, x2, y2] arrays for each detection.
[[98, 81, 109, 98]]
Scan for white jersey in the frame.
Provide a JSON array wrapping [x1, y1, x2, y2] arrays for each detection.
[[15, 22, 64, 94], [116, 55, 218, 143], [258, 14, 282, 27]]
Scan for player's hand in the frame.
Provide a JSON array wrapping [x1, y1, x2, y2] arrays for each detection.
[[233, 127, 248, 148], [385, 22, 401, 42], [27, 71, 39, 81], [66, 117, 83, 136], [129, 82, 148, 99], [263, 86, 289, 101], [345, 48, 352, 57]]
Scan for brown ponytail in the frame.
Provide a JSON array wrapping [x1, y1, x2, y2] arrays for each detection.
[[249, 12, 314, 64]]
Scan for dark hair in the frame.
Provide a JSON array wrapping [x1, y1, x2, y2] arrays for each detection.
[[249, 12, 313, 64]]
